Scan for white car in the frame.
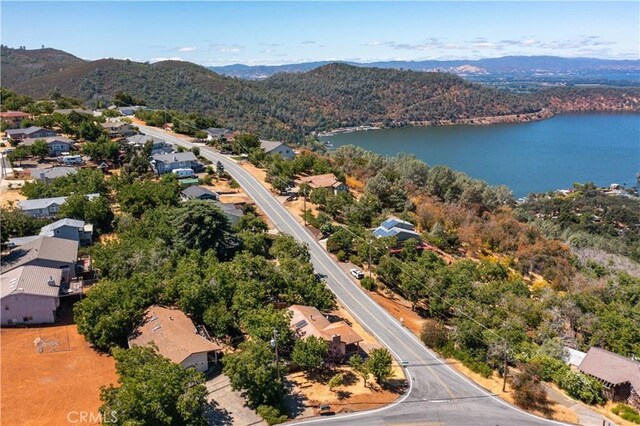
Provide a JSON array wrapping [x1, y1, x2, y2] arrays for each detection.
[[349, 268, 365, 279]]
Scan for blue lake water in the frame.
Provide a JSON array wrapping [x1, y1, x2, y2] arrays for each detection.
[[320, 113, 640, 197]]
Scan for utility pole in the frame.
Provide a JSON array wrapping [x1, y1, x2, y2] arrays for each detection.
[[271, 329, 280, 381], [502, 339, 508, 392], [368, 238, 373, 279], [303, 190, 307, 226]]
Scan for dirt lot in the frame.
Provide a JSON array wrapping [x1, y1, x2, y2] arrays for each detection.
[[0, 306, 117, 426]]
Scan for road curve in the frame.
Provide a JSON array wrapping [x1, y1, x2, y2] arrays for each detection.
[[138, 125, 569, 426]]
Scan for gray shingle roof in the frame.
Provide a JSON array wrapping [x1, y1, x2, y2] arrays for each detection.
[[260, 139, 286, 153], [1, 236, 78, 273], [126, 134, 166, 146], [1, 265, 63, 299], [40, 218, 85, 235], [18, 193, 100, 211], [181, 186, 218, 200], [31, 167, 77, 181], [151, 152, 197, 163], [6, 126, 50, 137], [21, 136, 74, 147]]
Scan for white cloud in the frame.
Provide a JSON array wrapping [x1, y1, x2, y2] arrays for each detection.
[[150, 57, 183, 63], [178, 47, 197, 52]]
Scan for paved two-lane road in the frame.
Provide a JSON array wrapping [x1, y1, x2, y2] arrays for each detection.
[[139, 125, 567, 426]]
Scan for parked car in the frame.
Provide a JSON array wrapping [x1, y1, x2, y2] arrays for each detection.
[[349, 268, 365, 279]]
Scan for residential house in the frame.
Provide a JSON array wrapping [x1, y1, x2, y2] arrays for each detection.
[[128, 305, 222, 373], [39, 218, 93, 246], [117, 105, 146, 116], [0, 111, 31, 128], [6, 126, 56, 142], [1, 236, 79, 325], [18, 193, 100, 218], [579, 347, 640, 408], [213, 201, 244, 225], [101, 121, 135, 138], [150, 152, 198, 175], [31, 167, 77, 185], [373, 217, 421, 245], [289, 304, 363, 361], [260, 140, 295, 159], [180, 185, 219, 201], [21, 136, 74, 156], [205, 127, 231, 141], [296, 173, 348, 194], [125, 134, 173, 155]]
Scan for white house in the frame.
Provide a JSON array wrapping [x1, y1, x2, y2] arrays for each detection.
[[39, 218, 93, 246], [205, 127, 231, 141], [260, 140, 295, 159], [150, 152, 198, 175], [373, 217, 421, 244], [128, 305, 222, 373], [125, 134, 173, 154], [1, 236, 79, 325], [101, 121, 135, 137]]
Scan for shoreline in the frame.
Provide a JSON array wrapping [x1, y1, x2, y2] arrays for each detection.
[[316, 108, 640, 137]]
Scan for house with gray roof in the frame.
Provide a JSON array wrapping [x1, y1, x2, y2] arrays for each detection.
[[1, 236, 79, 325], [181, 185, 219, 201], [6, 126, 56, 141], [31, 167, 77, 185], [118, 105, 146, 116], [260, 140, 295, 159], [373, 217, 421, 245], [205, 127, 231, 141], [101, 121, 135, 137], [21, 136, 74, 156], [18, 193, 100, 218], [53, 108, 93, 116], [125, 134, 173, 154], [40, 218, 93, 245], [213, 201, 244, 225], [150, 152, 198, 175]]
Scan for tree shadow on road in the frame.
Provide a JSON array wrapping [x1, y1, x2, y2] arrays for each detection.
[[205, 399, 233, 426]]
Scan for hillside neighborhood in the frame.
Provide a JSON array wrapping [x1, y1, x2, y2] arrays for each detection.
[[1, 90, 638, 426]]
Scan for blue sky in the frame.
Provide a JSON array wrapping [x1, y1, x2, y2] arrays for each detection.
[[2, 2, 639, 65]]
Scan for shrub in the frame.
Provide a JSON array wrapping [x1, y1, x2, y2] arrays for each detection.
[[554, 369, 605, 405], [256, 405, 288, 425], [530, 355, 567, 382], [328, 373, 344, 391], [612, 404, 640, 424], [360, 276, 377, 291], [336, 250, 347, 262], [350, 255, 364, 267], [511, 363, 549, 411], [419, 319, 449, 350]]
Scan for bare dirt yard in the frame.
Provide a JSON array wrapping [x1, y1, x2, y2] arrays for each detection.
[[1, 304, 117, 426], [285, 306, 406, 420]]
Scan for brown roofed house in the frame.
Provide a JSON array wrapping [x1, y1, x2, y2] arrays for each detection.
[[289, 304, 363, 361], [296, 173, 348, 195], [128, 305, 222, 373], [579, 347, 640, 408]]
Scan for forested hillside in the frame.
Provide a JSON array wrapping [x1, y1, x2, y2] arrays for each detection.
[[2, 47, 639, 142]]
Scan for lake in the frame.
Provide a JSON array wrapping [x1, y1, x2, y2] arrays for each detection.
[[320, 113, 640, 197]]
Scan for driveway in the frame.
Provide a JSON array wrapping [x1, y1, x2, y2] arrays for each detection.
[[206, 375, 265, 426]]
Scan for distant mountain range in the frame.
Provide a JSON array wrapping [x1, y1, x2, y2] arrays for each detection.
[[209, 56, 640, 80], [2, 46, 639, 142]]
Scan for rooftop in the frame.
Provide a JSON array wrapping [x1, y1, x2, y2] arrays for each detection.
[[0, 111, 31, 118], [101, 121, 131, 129], [126, 134, 167, 146], [1, 236, 78, 273], [289, 304, 363, 346], [181, 185, 219, 199], [128, 305, 221, 364], [6, 126, 51, 136], [579, 347, 640, 390], [0, 265, 63, 299], [296, 173, 344, 189], [18, 193, 100, 211], [260, 139, 287, 153], [31, 167, 77, 180], [40, 218, 86, 235], [151, 152, 197, 163], [21, 136, 74, 146]]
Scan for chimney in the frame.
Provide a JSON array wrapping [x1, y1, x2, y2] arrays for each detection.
[[310, 314, 313, 321], [332, 334, 341, 345], [47, 276, 56, 286]]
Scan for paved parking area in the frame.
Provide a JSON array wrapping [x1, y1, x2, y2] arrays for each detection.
[[206, 375, 265, 426]]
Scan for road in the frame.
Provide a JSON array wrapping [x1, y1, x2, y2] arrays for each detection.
[[139, 125, 568, 426]]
